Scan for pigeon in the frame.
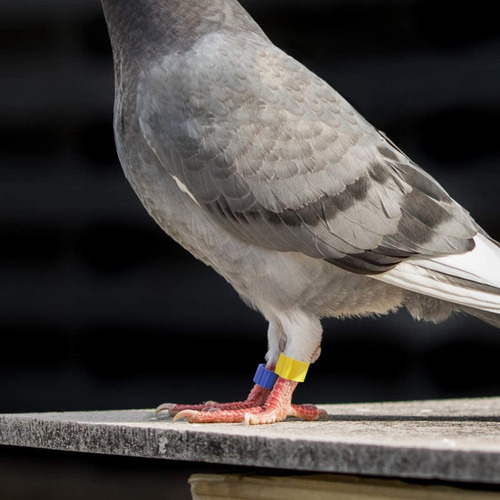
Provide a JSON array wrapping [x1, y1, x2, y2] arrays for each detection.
[[101, 0, 500, 424]]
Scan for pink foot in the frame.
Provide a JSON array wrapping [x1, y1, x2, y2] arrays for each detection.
[[167, 378, 329, 425], [155, 383, 270, 416], [174, 406, 263, 423]]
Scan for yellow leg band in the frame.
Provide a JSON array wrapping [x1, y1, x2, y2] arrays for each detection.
[[274, 353, 310, 383]]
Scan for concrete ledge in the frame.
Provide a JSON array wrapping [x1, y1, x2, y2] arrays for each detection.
[[2, 398, 500, 484]]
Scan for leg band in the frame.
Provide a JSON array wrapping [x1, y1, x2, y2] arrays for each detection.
[[274, 353, 310, 382], [253, 364, 279, 390]]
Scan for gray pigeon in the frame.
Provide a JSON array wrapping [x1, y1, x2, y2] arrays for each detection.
[[101, 0, 500, 424]]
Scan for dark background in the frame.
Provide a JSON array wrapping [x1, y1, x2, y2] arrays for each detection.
[[0, 0, 499, 497]]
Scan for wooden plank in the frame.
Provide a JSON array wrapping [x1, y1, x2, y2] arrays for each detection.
[[190, 474, 500, 500]]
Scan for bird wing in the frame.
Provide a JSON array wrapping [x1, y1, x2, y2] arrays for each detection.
[[138, 31, 477, 274]]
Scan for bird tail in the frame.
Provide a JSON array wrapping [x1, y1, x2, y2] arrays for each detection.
[[372, 234, 500, 317]]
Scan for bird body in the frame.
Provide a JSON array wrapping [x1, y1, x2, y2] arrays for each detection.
[[101, 0, 500, 423]]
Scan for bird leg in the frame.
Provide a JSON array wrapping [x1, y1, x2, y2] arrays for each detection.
[[164, 377, 328, 424], [244, 377, 328, 425], [156, 319, 326, 424], [155, 382, 271, 416]]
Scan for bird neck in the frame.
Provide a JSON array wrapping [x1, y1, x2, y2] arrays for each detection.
[[101, 0, 263, 62]]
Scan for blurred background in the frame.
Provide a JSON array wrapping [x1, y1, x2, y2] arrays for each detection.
[[0, 0, 499, 497]]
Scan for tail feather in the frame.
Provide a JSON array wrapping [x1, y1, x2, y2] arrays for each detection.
[[409, 233, 500, 289], [372, 233, 500, 316]]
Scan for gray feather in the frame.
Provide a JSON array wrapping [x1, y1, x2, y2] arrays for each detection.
[[138, 29, 476, 274]]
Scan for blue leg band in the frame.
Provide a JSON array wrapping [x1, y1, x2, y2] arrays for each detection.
[[253, 363, 279, 390]]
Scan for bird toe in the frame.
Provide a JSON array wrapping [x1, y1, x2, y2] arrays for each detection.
[[154, 403, 175, 415], [172, 410, 199, 422]]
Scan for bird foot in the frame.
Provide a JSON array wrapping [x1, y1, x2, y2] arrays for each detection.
[[173, 406, 262, 423], [171, 402, 328, 424], [243, 403, 328, 424], [155, 384, 271, 416], [155, 377, 328, 425], [156, 400, 262, 415]]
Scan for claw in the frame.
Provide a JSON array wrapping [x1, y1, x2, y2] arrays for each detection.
[[173, 410, 198, 422], [155, 403, 175, 415], [318, 409, 330, 421]]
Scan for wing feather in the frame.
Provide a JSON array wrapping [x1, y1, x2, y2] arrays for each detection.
[[138, 31, 477, 274]]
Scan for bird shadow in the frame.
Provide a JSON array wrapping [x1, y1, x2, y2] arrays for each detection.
[[323, 414, 500, 423]]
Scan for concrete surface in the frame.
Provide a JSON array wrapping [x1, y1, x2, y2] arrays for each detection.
[[2, 398, 500, 484]]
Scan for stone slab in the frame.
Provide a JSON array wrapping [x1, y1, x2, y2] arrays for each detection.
[[2, 398, 500, 484]]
